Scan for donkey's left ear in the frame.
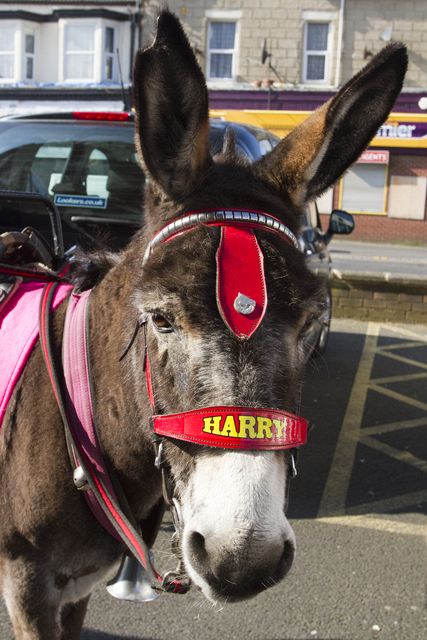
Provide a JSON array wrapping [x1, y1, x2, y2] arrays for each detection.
[[133, 11, 212, 201], [256, 43, 407, 207]]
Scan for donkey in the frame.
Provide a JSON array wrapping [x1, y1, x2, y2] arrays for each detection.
[[0, 10, 406, 640]]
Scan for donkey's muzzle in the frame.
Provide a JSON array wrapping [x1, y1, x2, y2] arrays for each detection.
[[187, 529, 295, 601]]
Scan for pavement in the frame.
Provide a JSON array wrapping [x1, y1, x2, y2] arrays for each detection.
[[329, 239, 427, 282]]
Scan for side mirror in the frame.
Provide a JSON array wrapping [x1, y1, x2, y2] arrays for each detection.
[[327, 209, 355, 236]]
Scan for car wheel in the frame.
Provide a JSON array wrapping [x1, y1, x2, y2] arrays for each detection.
[[313, 288, 332, 357]]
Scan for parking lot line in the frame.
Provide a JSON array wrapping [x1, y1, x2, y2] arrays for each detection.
[[317, 322, 380, 517], [316, 514, 425, 537], [317, 321, 427, 519]]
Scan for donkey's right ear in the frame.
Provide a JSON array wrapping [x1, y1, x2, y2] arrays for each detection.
[[255, 43, 407, 208], [133, 11, 212, 201]]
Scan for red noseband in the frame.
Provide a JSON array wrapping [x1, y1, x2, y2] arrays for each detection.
[[153, 406, 307, 450]]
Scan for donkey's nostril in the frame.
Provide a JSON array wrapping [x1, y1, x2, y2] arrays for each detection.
[[190, 531, 206, 553], [189, 531, 209, 568], [278, 538, 296, 578]]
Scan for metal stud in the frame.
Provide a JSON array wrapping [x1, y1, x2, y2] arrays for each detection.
[[234, 293, 256, 315]]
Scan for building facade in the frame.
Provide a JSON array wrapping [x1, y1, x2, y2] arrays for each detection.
[[0, 1, 426, 243], [2, 1, 425, 91]]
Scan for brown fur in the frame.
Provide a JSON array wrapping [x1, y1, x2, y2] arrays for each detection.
[[0, 10, 407, 638]]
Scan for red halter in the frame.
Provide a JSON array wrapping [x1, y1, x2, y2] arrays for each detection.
[[144, 208, 307, 450]]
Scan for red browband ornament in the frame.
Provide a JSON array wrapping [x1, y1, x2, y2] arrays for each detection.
[[152, 406, 308, 450], [143, 208, 300, 340]]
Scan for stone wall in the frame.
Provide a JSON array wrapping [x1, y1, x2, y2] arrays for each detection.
[[143, 0, 427, 89], [331, 273, 427, 324]]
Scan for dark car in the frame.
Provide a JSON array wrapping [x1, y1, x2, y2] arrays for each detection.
[[0, 112, 279, 250], [0, 111, 353, 354]]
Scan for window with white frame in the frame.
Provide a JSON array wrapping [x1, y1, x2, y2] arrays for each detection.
[[25, 31, 35, 81], [64, 24, 95, 81], [0, 26, 16, 81], [303, 22, 330, 83], [207, 21, 237, 80], [104, 26, 115, 81]]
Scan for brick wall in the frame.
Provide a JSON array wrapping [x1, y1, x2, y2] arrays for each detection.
[[332, 274, 427, 323], [321, 213, 427, 244]]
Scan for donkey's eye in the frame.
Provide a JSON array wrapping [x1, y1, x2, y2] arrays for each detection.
[[151, 313, 174, 333], [298, 315, 317, 338]]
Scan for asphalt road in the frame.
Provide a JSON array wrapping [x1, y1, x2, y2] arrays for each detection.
[[329, 240, 427, 279], [1, 319, 426, 640]]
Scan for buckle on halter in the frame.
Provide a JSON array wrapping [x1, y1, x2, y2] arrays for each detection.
[[161, 569, 191, 594], [288, 450, 298, 479], [153, 438, 164, 469]]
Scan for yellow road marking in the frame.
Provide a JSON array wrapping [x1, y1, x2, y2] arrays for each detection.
[[373, 349, 427, 370], [361, 435, 427, 473], [378, 340, 427, 351], [370, 383, 427, 412], [318, 322, 427, 519], [318, 322, 380, 517], [371, 372, 427, 384], [362, 417, 427, 436], [382, 324, 427, 343], [317, 515, 426, 537], [345, 490, 427, 515]]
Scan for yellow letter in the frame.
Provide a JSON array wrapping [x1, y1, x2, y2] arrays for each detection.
[[273, 418, 287, 439], [256, 417, 273, 439], [203, 416, 222, 435], [221, 415, 238, 438], [238, 415, 257, 439]]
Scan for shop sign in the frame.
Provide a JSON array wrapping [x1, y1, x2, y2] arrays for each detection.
[[377, 122, 427, 139], [357, 150, 389, 164]]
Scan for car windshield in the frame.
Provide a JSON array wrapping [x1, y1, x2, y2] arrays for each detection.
[[0, 120, 144, 220]]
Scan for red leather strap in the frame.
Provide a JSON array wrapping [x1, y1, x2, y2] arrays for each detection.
[[216, 226, 267, 339], [153, 406, 307, 450]]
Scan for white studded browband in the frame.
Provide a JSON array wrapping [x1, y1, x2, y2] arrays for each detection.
[[143, 209, 300, 263]]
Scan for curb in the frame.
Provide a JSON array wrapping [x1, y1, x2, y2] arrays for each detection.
[[330, 271, 427, 324]]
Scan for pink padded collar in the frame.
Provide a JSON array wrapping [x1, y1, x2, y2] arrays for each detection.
[[0, 281, 72, 426]]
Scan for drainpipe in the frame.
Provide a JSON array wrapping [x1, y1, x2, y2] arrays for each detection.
[[334, 0, 345, 88], [129, 12, 135, 81], [129, 1, 143, 81]]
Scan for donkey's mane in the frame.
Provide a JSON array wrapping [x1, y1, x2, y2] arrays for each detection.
[[70, 247, 122, 291]]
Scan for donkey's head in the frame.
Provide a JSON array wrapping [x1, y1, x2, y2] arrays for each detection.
[[130, 11, 406, 602]]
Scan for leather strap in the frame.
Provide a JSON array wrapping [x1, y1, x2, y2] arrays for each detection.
[[39, 283, 188, 593]]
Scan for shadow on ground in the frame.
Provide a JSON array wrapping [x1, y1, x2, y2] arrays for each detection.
[[82, 631, 153, 640]]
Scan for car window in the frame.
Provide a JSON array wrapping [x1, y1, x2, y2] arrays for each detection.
[[0, 121, 145, 221], [33, 145, 71, 195]]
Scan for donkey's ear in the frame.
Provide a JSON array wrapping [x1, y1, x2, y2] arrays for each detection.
[[133, 11, 212, 201], [256, 43, 407, 207]]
